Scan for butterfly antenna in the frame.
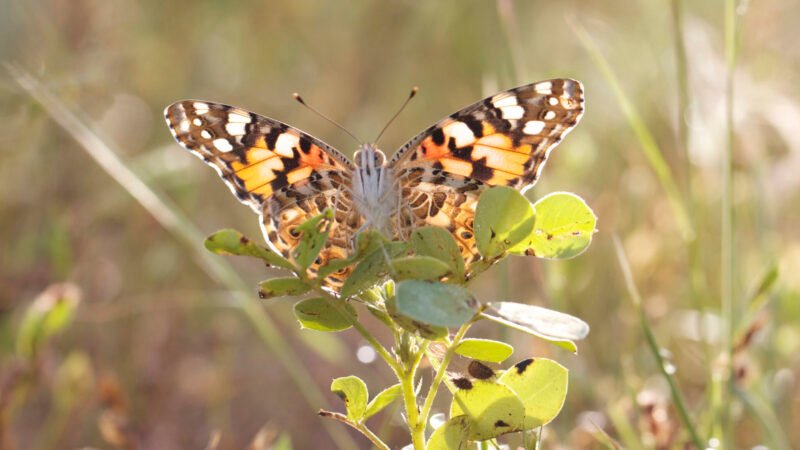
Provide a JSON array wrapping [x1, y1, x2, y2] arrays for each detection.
[[293, 93, 362, 145], [374, 86, 418, 145]]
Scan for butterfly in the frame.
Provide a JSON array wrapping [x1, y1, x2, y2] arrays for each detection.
[[164, 79, 584, 292]]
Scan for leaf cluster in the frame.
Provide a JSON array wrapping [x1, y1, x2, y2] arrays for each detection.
[[204, 187, 596, 448]]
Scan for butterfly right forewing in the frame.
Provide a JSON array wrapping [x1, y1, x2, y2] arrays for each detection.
[[389, 79, 585, 273]]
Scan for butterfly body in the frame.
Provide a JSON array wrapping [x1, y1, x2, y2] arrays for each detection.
[[351, 144, 397, 237], [165, 79, 585, 291]]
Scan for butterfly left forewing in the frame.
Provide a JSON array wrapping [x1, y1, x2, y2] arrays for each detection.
[[165, 100, 360, 289], [165, 100, 354, 210], [390, 79, 584, 272]]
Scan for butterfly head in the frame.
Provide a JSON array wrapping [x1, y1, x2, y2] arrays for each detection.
[[353, 144, 387, 171]]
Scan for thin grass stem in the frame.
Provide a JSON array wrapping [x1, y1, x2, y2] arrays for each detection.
[[733, 386, 791, 450], [572, 24, 693, 241], [720, 0, 741, 446], [612, 236, 705, 449]]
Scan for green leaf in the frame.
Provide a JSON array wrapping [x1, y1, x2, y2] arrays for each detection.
[[364, 384, 402, 419], [427, 415, 472, 450], [257, 277, 311, 299], [292, 210, 333, 270], [455, 339, 514, 363], [331, 376, 368, 422], [511, 192, 597, 259], [293, 297, 356, 332], [204, 229, 294, 270], [340, 242, 408, 298], [17, 284, 80, 358], [318, 230, 388, 279], [410, 227, 466, 280], [449, 379, 526, 441], [391, 256, 452, 281], [498, 358, 568, 429], [486, 302, 590, 353], [385, 295, 448, 340], [395, 280, 478, 328], [474, 186, 535, 260]]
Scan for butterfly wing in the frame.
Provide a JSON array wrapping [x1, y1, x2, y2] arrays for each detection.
[[389, 79, 585, 272], [164, 101, 361, 288]]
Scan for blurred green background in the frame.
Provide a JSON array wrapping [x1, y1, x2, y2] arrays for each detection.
[[1, 0, 799, 448]]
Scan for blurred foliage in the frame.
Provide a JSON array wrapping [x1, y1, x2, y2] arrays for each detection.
[[1, 0, 799, 449]]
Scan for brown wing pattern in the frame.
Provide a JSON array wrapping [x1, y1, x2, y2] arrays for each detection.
[[390, 79, 585, 271]]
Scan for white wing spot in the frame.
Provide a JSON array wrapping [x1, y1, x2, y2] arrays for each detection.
[[200, 130, 212, 139], [227, 112, 251, 123], [213, 138, 234, 152], [492, 95, 518, 108], [548, 97, 559, 106], [500, 105, 525, 120], [544, 110, 556, 120], [523, 120, 546, 135], [442, 121, 475, 147], [226, 122, 246, 135], [192, 118, 203, 126], [275, 133, 300, 157], [535, 81, 553, 94], [179, 121, 190, 133], [192, 102, 210, 114]]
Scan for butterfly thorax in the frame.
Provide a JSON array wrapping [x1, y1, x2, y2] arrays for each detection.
[[351, 144, 397, 237]]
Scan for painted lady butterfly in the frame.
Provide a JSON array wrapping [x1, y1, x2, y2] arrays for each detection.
[[165, 79, 584, 291]]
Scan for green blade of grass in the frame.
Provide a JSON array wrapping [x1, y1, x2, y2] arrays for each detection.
[[6, 63, 358, 450], [720, 0, 744, 446], [572, 23, 693, 241], [670, 0, 691, 196], [612, 236, 705, 449], [733, 386, 792, 450]]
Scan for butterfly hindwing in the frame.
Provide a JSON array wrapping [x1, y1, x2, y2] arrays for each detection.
[[261, 170, 361, 288]]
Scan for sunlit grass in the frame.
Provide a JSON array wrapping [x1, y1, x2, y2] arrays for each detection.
[[6, 64, 358, 450]]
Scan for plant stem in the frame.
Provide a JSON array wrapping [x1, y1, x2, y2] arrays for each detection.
[[401, 362, 425, 450], [418, 323, 472, 435], [320, 289, 435, 448]]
